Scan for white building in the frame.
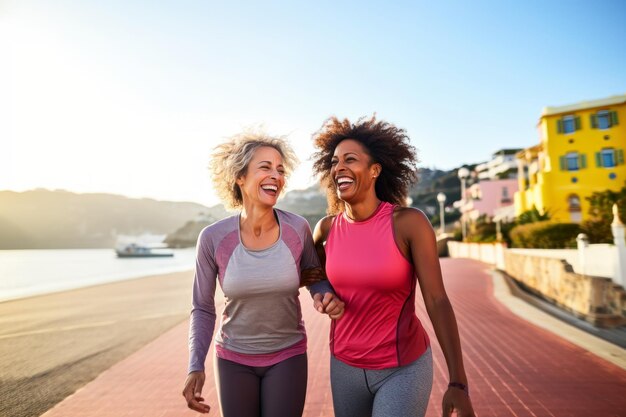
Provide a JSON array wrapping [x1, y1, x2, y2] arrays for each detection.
[[475, 148, 522, 180]]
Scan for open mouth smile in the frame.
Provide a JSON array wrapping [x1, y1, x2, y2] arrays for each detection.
[[336, 176, 354, 191], [261, 184, 279, 195]]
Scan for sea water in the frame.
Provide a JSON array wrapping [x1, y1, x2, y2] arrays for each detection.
[[0, 248, 196, 302]]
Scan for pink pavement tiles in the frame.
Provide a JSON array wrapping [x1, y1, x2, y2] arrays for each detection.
[[42, 258, 626, 417]]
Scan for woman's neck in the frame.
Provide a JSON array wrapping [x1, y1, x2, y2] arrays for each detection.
[[240, 202, 277, 238], [344, 196, 382, 221]]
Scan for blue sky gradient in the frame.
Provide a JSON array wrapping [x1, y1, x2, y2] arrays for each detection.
[[2, 0, 625, 205]]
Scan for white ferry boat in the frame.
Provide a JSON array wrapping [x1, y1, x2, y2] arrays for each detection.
[[114, 234, 174, 258]]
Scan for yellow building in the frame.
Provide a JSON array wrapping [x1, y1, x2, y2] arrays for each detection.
[[515, 94, 626, 222]]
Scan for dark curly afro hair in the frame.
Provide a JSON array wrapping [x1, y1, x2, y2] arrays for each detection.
[[312, 115, 419, 215]]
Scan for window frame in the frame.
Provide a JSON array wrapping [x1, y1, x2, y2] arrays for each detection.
[[500, 188, 511, 204], [566, 152, 579, 171], [567, 194, 581, 212], [562, 115, 576, 134], [596, 110, 611, 130], [591, 110, 619, 130], [601, 148, 616, 168]]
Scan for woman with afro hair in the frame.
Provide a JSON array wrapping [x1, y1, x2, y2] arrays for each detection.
[[309, 116, 475, 417]]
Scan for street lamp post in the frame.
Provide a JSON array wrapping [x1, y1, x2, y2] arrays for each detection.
[[436, 192, 446, 235], [457, 167, 470, 241]]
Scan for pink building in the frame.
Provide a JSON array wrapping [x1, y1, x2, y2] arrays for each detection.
[[460, 179, 518, 223]]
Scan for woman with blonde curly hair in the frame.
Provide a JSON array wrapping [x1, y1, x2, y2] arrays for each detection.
[[311, 116, 475, 417], [182, 131, 344, 417]]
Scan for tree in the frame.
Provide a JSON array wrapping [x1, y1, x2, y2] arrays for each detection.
[[581, 183, 626, 243]]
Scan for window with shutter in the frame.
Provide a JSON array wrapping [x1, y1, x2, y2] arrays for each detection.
[[566, 152, 579, 171], [597, 110, 611, 129], [562, 116, 576, 134], [611, 111, 619, 126], [601, 149, 615, 168], [595, 152, 602, 167], [618, 149, 624, 165]]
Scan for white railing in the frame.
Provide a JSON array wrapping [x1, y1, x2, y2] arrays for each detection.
[[446, 204, 626, 288]]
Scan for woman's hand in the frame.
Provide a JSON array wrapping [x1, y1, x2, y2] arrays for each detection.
[[442, 386, 475, 417], [313, 292, 345, 319], [301, 267, 325, 287], [182, 371, 211, 414]]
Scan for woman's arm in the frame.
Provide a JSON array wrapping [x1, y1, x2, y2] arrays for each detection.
[[183, 228, 217, 414], [312, 216, 333, 268], [309, 216, 344, 319], [299, 217, 328, 288], [395, 208, 475, 417]]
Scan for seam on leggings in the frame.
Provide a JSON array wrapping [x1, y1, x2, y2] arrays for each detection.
[[363, 369, 374, 395]]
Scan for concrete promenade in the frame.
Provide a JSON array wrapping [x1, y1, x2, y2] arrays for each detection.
[[40, 258, 626, 417]]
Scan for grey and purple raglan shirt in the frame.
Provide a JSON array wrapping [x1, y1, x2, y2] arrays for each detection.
[[188, 209, 321, 373]]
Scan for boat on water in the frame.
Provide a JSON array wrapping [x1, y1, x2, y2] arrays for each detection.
[[115, 243, 174, 258], [114, 234, 174, 258]]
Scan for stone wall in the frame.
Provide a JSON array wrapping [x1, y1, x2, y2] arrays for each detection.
[[503, 251, 626, 327], [447, 241, 507, 270]]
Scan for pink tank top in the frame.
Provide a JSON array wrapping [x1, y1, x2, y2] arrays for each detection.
[[325, 201, 429, 369]]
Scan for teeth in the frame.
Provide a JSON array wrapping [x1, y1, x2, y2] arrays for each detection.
[[261, 185, 278, 191], [337, 177, 353, 184]]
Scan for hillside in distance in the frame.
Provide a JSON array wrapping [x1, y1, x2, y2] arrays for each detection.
[[273, 168, 463, 221], [164, 184, 328, 248], [0, 189, 226, 249], [273, 168, 464, 225], [1, 167, 464, 249], [409, 167, 465, 217]]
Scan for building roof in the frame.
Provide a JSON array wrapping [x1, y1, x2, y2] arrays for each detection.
[[516, 143, 542, 159], [541, 94, 626, 117], [492, 148, 523, 156]]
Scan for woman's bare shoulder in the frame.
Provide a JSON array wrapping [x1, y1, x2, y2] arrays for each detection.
[[314, 214, 337, 241], [393, 206, 431, 227]]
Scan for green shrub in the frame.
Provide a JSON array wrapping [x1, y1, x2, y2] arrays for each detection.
[[581, 219, 612, 244], [516, 206, 550, 225], [509, 221, 581, 249], [580, 184, 626, 243], [499, 221, 516, 246], [467, 217, 497, 243], [452, 227, 463, 242]]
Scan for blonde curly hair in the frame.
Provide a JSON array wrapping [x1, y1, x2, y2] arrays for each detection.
[[210, 131, 299, 209]]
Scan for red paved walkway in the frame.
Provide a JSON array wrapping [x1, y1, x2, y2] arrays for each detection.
[[42, 258, 626, 417]]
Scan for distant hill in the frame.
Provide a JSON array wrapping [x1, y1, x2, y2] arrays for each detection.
[[409, 167, 467, 217], [276, 184, 329, 227], [273, 167, 467, 224], [164, 217, 215, 248], [278, 168, 469, 224], [0, 189, 226, 249], [165, 167, 469, 248], [163, 185, 328, 248], [1, 169, 467, 249]]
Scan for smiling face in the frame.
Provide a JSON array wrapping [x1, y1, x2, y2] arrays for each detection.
[[236, 146, 286, 208], [330, 139, 381, 204]]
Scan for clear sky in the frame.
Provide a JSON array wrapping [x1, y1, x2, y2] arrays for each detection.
[[2, 0, 625, 207]]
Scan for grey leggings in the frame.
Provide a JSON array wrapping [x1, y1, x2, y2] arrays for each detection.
[[330, 347, 433, 417], [214, 354, 307, 417]]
